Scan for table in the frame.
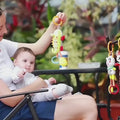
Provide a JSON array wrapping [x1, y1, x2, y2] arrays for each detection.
[[33, 67, 107, 92]]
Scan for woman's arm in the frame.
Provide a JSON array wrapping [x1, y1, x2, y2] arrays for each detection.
[[0, 77, 48, 107], [18, 12, 66, 55]]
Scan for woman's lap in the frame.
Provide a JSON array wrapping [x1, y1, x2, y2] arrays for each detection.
[[0, 100, 57, 120]]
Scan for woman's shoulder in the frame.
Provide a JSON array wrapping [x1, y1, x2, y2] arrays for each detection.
[[1, 39, 12, 45], [1, 39, 18, 48], [2, 39, 13, 43]]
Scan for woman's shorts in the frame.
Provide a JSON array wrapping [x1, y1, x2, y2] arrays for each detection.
[[0, 100, 57, 120]]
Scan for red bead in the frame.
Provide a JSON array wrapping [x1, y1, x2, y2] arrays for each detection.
[[61, 36, 65, 41], [60, 46, 63, 51]]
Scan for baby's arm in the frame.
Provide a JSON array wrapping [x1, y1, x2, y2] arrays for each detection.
[[24, 74, 56, 89], [24, 73, 48, 88]]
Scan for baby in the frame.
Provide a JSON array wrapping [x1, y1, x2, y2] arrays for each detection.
[[11, 47, 73, 102]]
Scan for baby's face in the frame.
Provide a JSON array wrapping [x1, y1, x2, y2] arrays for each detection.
[[14, 51, 35, 73]]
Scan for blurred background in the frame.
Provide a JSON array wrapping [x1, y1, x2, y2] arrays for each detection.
[[0, 0, 120, 99]]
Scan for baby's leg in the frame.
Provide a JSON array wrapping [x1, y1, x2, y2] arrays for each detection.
[[32, 84, 73, 102], [50, 84, 73, 98], [32, 92, 49, 102]]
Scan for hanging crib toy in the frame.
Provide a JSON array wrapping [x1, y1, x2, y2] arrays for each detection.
[[106, 41, 119, 95], [115, 38, 120, 76], [51, 16, 65, 55], [51, 16, 67, 68]]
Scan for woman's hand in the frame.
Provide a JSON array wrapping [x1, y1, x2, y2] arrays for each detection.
[[53, 12, 67, 26]]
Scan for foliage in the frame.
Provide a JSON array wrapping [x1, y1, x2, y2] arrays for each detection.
[[76, 0, 118, 63], [11, 18, 37, 43], [0, 0, 48, 36]]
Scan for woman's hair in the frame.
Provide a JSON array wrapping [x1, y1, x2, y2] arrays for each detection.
[[0, 8, 3, 16], [14, 47, 35, 59], [0, 8, 6, 16]]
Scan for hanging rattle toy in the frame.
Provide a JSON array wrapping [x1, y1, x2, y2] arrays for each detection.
[[51, 16, 65, 54], [106, 41, 119, 95], [51, 16, 66, 67], [115, 38, 120, 76], [114, 38, 120, 90]]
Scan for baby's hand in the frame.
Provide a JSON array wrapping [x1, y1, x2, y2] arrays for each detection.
[[12, 67, 26, 83], [48, 77, 57, 85], [17, 69, 26, 79]]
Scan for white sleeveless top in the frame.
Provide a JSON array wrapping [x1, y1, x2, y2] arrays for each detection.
[[0, 39, 18, 90]]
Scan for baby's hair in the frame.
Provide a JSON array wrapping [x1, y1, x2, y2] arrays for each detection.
[[14, 47, 35, 59]]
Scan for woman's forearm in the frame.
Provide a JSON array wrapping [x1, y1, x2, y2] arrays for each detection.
[[0, 80, 23, 107], [32, 22, 57, 55], [0, 78, 47, 107], [18, 22, 57, 55]]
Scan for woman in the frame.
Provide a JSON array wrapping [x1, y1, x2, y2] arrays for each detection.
[[0, 8, 97, 120]]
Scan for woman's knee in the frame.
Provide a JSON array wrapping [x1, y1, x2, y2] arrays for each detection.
[[81, 95, 98, 119], [54, 94, 98, 120], [86, 96, 98, 115], [76, 95, 97, 113], [86, 95, 97, 108]]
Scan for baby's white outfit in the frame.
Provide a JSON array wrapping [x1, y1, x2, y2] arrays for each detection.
[[0, 39, 73, 102], [12, 66, 73, 102]]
